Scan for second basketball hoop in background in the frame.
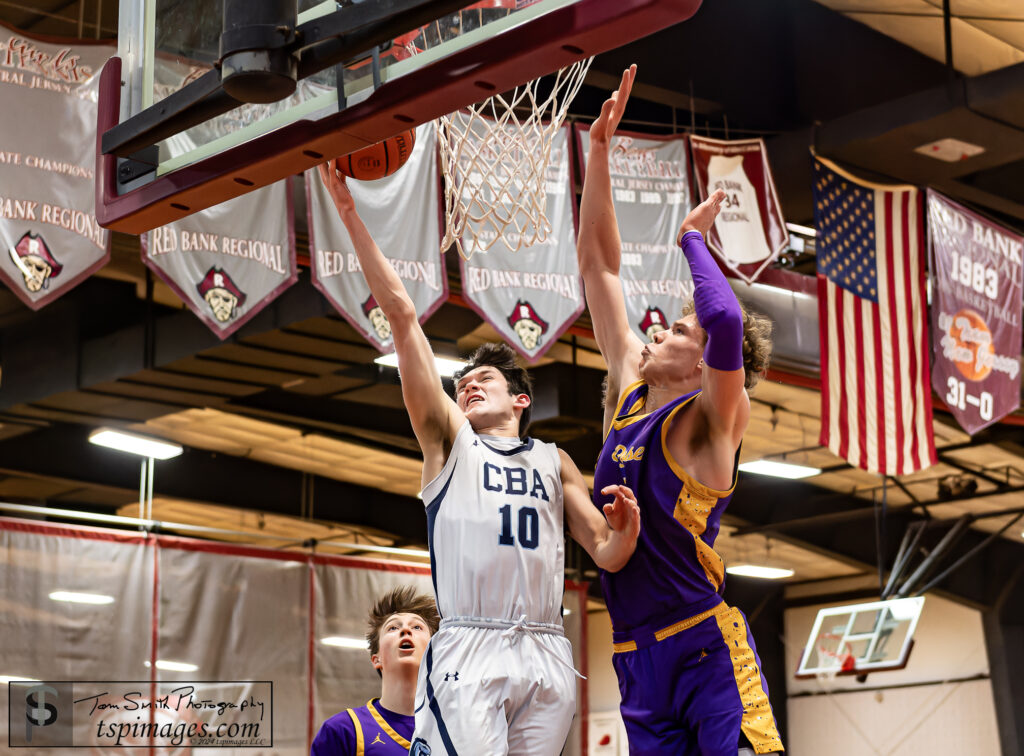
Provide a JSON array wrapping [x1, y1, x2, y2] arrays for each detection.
[[336, 129, 417, 181]]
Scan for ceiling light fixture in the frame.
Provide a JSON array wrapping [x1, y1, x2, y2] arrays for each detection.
[[321, 636, 369, 649], [0, 675, 41, 683], [726, 564, 795, 580], [738, 460, 821, 479], [786, 222, 816, 237], [88, 428, 183, 460], [49, 591, 115, 605], [914, 137, 984, 163], [374, 353, 467, 378], [144, 660, 199, 672]]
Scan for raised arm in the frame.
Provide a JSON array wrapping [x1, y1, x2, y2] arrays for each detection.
[[318, 163, 463, 478], [677, 191, 750, 446], [560, 450, 640, 573], [577, 65, 644, 415]]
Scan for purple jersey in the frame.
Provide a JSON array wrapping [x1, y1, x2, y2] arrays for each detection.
[[593, 381, 738, 633], [311, 699, 413, 756]]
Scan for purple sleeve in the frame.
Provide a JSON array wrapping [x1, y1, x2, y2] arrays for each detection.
[[679, 230, 743, 372], [311, 712, 356, 756]]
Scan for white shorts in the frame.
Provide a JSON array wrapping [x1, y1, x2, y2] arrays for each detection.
[[411, 618, 577, 756]]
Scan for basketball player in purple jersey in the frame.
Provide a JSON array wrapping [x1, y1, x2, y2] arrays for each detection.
[[578, 66, 782, 756], [312, 587, 440, 755]]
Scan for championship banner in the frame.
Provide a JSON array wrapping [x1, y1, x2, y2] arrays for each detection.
[[462, 125, 583, 363], [143, 179, 296, 339], [0, 29, 113, 309], [927, 190, 1022, 434], [689, 135, 789, 283], [307, 122, 445, 353], [576, 127, 693, 343]]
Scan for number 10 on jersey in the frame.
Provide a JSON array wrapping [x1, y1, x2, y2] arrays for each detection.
[[499, 504, 539, 549]]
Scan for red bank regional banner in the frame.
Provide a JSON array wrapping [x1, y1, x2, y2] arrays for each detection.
[[462, 125, 583, 363], [576, 127, 693, 343], [690, 135, 789, 283], [928, 190, 1022, 434], [0, 30, 113, 309], [144, 179, 296, 339], [307, 122, 445, 353]]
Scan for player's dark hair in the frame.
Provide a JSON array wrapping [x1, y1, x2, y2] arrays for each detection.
[[453, 343, 535, 435], [366, 586, 439, 677]]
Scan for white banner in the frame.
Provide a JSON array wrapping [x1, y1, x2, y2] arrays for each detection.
[[143, 179, 297, 339], [0, 30, 113, 309], [307, 122, 446, 352], [576, 127, 693, 343], [461, 125, 583, 363]]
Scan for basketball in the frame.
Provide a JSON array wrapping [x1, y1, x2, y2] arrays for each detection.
[[335, 129, 416, 180]]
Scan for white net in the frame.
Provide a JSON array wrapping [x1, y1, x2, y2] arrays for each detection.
[[396, 1, 592, 258], [435, 58, 591, 258]]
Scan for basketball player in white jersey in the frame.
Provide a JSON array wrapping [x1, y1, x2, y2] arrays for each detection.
[[318, 163, 641, 756]]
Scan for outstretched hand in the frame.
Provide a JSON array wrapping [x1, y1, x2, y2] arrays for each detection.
[[601, 484, 641, 540], [678, 189, 726, 243], [317, 160, 356, 214], [589, 65, 636, 146]]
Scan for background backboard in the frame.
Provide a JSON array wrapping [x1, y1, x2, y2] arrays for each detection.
[[796, 597, 926, 678]]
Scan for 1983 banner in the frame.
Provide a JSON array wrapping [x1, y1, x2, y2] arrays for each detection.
[[928, 190, 1022, 434]]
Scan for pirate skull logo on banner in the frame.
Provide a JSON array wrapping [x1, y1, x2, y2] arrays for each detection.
[[461, 124, 584, 363], [143, 178, 296, 339], [576, 127, 694, 342], [140, 57, 298, 338], [306, 122, 446, 353], [0, 31, 113, 309]]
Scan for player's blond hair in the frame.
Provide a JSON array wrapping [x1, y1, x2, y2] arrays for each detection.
[[680, 300, 773, 390]]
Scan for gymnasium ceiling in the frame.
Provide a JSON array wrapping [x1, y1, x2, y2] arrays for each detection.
[[1, 0, 1023, 617]]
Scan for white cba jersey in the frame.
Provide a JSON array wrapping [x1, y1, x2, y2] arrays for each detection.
[[421, 421, 565, 625]]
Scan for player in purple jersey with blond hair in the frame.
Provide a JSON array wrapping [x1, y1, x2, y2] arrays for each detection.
[[312, 587, 439, 755], [578, 65, 782, 756]]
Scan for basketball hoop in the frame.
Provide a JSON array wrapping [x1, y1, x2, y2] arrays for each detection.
[[399, 1, 592, 258], [817, 632, 857, 673]]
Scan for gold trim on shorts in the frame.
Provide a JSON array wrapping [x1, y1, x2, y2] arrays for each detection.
[[612, 602, 729, 654]]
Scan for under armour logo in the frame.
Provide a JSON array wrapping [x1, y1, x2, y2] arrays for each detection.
[[371, 732, 384, 745], [443, 671, 459, 682]]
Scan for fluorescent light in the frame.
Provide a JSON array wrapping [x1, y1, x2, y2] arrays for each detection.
[[321, 636, 369, 649], [739, 460, 821, 479], [144, 660, 199, 672], [726, 564, 795, 579], [786, 222, 816, 237], [374, 353, 467, 378], [89, 428, 183, 460], [49, 591, 115, 605], [0, 675, 41, 683]]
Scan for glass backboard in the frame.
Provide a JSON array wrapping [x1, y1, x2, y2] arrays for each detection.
[[97, 0, 704, 233], [796, 596, 925, 678]]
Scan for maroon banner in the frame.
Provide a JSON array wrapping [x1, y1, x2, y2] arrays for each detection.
[[690, 135, 788, 283], [928, 190, 1022, 434]]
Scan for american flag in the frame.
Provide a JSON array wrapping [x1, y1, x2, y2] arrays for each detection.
[[814, 157, 936, 475]]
